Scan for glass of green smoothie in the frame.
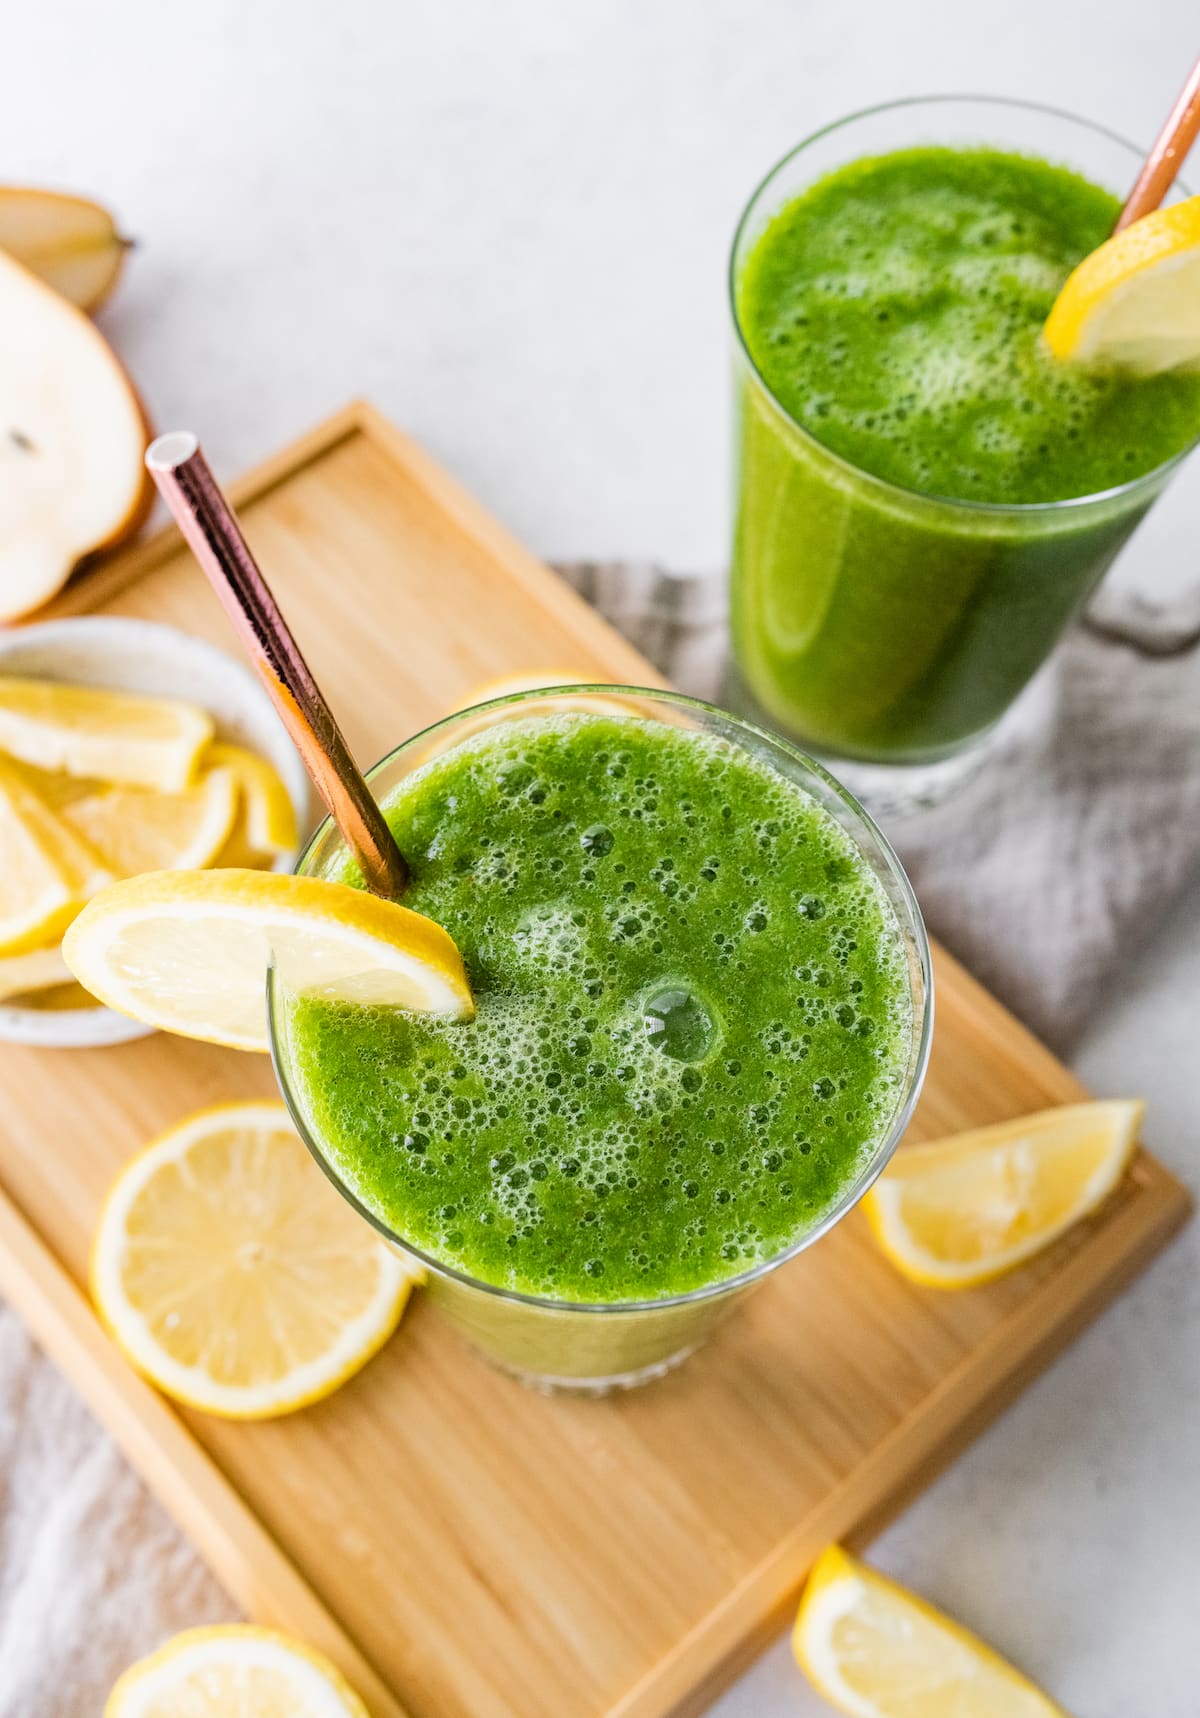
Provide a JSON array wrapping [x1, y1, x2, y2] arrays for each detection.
[[729, 96, 1200, 813], [269, 686, 932, 1393]]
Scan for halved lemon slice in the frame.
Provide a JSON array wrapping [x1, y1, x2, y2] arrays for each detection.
[[206, 741, 300, 855], [63, 867, 473, 1051], [0, 756, 110, 953], [0, 675, 213, 789], [60, 766, 237, 877], [795, 1545, 1067, 1717], [105, 1625, 371, 1717], [92, 1102, 414, 1419], [1043, 196, 1200, 373], [864, 1100, 1141, 1289]]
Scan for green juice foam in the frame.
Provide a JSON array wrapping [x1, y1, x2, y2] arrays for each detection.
[[282, 714, 914, 1303], [738, 146, 1200, 503]]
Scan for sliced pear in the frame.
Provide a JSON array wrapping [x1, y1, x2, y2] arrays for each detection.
[[0, 186, 130, 313], [0, 250, 151, 620]]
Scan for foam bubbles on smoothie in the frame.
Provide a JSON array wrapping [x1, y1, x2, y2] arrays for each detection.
[[739, 145, 1200, 503], [284, 714, 915, 1301]]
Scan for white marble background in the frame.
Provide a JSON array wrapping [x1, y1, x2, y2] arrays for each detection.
[[2, 3, 1199, 1713]]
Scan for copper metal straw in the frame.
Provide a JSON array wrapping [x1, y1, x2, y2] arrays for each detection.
[[145, 432, 409, 898], [1116, 51, 1200, 230]]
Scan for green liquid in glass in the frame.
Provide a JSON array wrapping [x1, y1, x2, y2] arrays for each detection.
[[732, 146, 1200, 761], [282, 714, 912, 1307]]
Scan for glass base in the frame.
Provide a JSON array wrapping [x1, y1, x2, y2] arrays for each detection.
[[488, 1341, 702, 1397], [814, 740, 994, 819], [721, 659, 1058, 820], [416, 1253, 753, 1393]]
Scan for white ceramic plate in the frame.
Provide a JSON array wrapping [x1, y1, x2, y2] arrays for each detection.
[[0, 616, 310, 1048]]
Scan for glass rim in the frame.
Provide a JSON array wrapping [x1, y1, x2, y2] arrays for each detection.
[[728, 91, 1200, 519], [269, 683, 935, 1317]]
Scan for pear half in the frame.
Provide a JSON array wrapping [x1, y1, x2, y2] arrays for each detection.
[[0, 186, 130, 312], [0, 250, 152, 621]]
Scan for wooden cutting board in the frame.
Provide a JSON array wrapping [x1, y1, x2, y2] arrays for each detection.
[[0, 401, 1188, 1718]]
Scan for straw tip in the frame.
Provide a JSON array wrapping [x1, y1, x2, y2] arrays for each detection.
[[146, 430, 199, 474]]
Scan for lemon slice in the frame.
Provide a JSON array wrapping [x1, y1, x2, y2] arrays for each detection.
[[1043, 196, 1200, 373], [458, 669, 634, 709], [0, 675, 213, 789], [92, 1102, 414, 1418], [0, 757, 110, 953], [60, 766, 237, 877], [0, 942, 71, 1000], [207, 741, 300, 855], [794, 1545, 1067, 1718], [421, 669, 640, 760], [63, 867, 474, 1051], [105, 1625, 371, 1717], [863, 1100, 1141, 1288]]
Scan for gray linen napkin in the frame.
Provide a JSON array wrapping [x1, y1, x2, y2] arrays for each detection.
[[557, 562, 1200, 1053], [3, 564, 1198, 1716]]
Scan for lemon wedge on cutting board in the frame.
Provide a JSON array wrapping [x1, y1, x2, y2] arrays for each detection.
[[92, 1102, 414, 1419], [63, 867, 474, 1051], [864, 1100, 1141, 1288], [1043, 195, 1200, 373], [794, 1545, 1068, 1717], [105, 1624, 371, 1717]]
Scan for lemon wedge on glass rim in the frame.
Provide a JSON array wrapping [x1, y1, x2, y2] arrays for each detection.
[[1043, 194, 1200, 373], [794, 1544, 1068, 1718], [105, 1624, 371, 1717], [92, 1101, 413, 1419], [63, 867, 474, 1051], [863, 1100, 1141, 1288]]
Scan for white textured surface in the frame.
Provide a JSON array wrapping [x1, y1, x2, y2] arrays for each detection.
[[1, 4, 1198, 1714]]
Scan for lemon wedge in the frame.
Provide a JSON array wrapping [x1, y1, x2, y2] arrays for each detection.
[[63, 867, 474, 1051], [4, 756, 103, 809], [0, 942, 71, 1000], [794, 1545, 1067, 1718], [206, 741, 300, 856], [421, 669, 640, 760], [0, 756, 110, 953], [1043, 196, 1200, 373], [105, 1624, 371, 1717], [864, 1100, 1141, 1288], [0, 675, 213, 790], [457, 669, 630, 706], [92, 1102, 414, 1419], [60, 767, 237, 877]]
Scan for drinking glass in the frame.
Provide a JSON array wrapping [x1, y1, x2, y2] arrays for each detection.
[[270, 687, 932, 1393], [728, 96, 1200, 814]]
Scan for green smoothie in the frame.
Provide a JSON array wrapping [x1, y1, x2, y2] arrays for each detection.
[[731, 143, 1200, 761], [280, 713, 913, 1315]]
